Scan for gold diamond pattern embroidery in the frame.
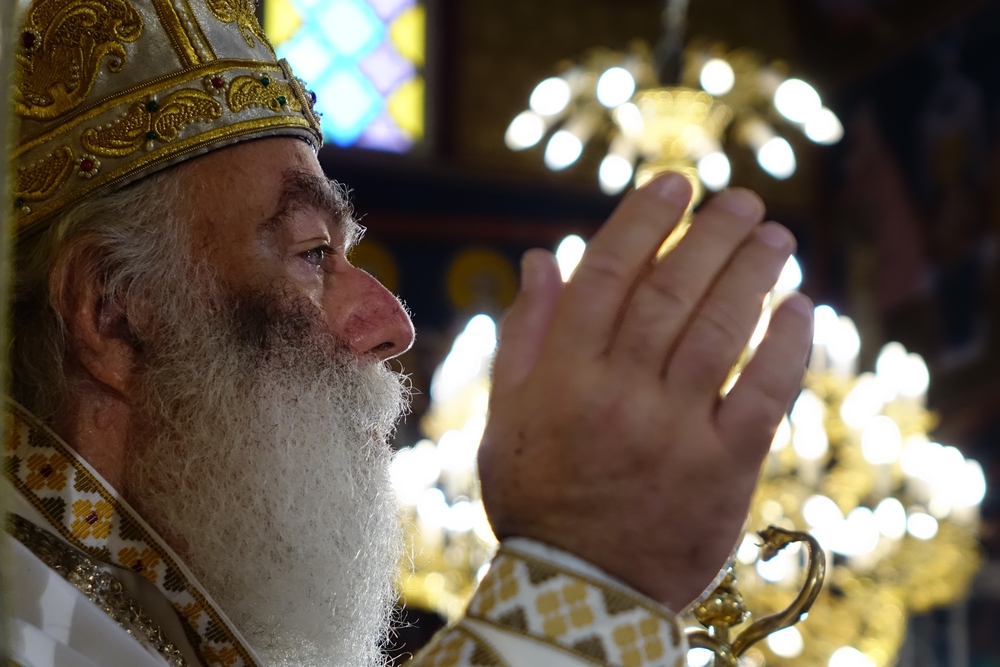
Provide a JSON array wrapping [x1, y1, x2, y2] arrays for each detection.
[[118, 546, 162, 584], [5, 331, 265, 664], [475, 557, 519, 614], [70, 498, 113, 540], [536, 581, 595, 638], [25, 452, 69, 491], [613, 617, 666, 667], [467, 547, 686, 667], [407, 626, 508, 667]]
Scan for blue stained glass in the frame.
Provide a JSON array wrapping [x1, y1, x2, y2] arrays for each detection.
[[316, 0, 384, 58], [359, 41, 414, 94], [267, 0, 424, 151], [315, 68, 382, 145], [367, 0, 414, 20], [276, 29, 333, 84], [357, 113, 412, 152]]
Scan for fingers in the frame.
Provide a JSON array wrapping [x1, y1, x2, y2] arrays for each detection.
[[716, 293, 814, 462], [492, 249, 563, 394], [610, 189, 766, 371], [546, 173, 693, 358], [664, 222, 796, 399]]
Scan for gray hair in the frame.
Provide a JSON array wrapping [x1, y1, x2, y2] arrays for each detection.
[[12, 169, 190, 423]]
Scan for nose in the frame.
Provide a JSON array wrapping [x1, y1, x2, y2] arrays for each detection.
[[334, 266, 415, 360]]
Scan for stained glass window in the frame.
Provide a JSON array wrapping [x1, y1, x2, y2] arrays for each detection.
[[264, 0, 425, 152]]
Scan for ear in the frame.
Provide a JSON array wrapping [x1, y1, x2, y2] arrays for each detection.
[[50, 241, 137, 398]]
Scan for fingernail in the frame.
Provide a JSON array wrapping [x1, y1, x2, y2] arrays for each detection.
[[651, 173, 691, 203], [784, 293, 813, 318], [521, 252, 542, 291], [757, 223, 793, 250], [719, 188, 764, 218]]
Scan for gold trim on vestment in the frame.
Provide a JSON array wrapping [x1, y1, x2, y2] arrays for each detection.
[[3, 399, 261, 667]]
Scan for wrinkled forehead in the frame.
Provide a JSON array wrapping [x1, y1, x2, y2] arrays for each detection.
[[174, 137, 356, 252]]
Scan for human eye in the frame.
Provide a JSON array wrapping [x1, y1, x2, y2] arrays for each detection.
[[301, 245, 333, 268]]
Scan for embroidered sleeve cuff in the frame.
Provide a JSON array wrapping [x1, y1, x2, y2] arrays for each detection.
[[460, 540, 688, 667]]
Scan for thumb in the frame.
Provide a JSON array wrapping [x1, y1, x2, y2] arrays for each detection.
[[492, 249, 563, 394]]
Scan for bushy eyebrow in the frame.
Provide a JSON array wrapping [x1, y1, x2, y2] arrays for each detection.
[[259, 169, 364, 249]]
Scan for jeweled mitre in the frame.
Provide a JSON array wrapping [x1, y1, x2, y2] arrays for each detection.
[[12, 0, 323, 237]]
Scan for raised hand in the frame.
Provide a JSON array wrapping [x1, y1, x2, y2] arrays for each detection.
[[478, 172, 814, 612]]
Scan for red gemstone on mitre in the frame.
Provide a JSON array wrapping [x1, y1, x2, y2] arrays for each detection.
[[211, 76, 225, 89], [80, 159, 94, 172], [20, 32, 35, 50]]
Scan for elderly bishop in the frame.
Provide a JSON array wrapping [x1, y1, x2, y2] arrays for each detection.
[[3, 1, 814, 666]]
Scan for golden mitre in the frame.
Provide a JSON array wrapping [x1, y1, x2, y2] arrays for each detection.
[[12, 0, 323, 238]]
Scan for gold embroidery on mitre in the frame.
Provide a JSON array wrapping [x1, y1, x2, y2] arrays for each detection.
[[227, 74, 302, 113], [81, 89, 223, 157], [205, 0, 269, 50], [16, 0, 144, 120], [15, 145, 75, 202]]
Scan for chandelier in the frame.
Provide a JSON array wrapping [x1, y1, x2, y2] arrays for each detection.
[[391, 239, 985, 667], [503, 8, 843, 198]]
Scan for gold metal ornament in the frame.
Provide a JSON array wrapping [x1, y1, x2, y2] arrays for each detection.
[[687, 527, 826, 667]]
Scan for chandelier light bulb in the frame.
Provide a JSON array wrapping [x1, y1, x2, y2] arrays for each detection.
[[840, 373, 894, 428], [841, 508, 880, 556], [696, 151, 731, 191], [774, 78, 822, 124], [812, 305, 840, 345], [875, 342, 908, 385], [613, 102, 644, 137], [875, 498, 907, 540], [596, 67, 636, 108], [700, 58, 736, 96], [791, 388, 825, 428], [899, 353, 930, 398], [828, 315, 861, 367], [443, 500, 475, 533], [687, 649, 714, 667], [737, 533, 761, 564], [805, 107, 844, 144], [544, 130, 584, 170], [829, 647, 876, 667], [767, 626, 805, 658], [416, 487, 450, 528], [757, 136, 797, 179], [955, 460, 988, 508], [529, 77, 572, 116], [555, 234, 587, 281], [793, 424, 829, 460], [504, 111, 546, 150], [775, 255, 803, 292], [598, 154, 635, 195], [803, 494, 844, 529], [861, 415, 903, 465], [907, 512, 939, 540]]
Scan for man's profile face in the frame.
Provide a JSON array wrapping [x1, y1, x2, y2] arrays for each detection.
[[176, 137, 415, 362], [106, 138, 416, 666]]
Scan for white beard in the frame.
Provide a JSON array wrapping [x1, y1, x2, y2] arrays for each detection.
[[124, 283, 408, 667]]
